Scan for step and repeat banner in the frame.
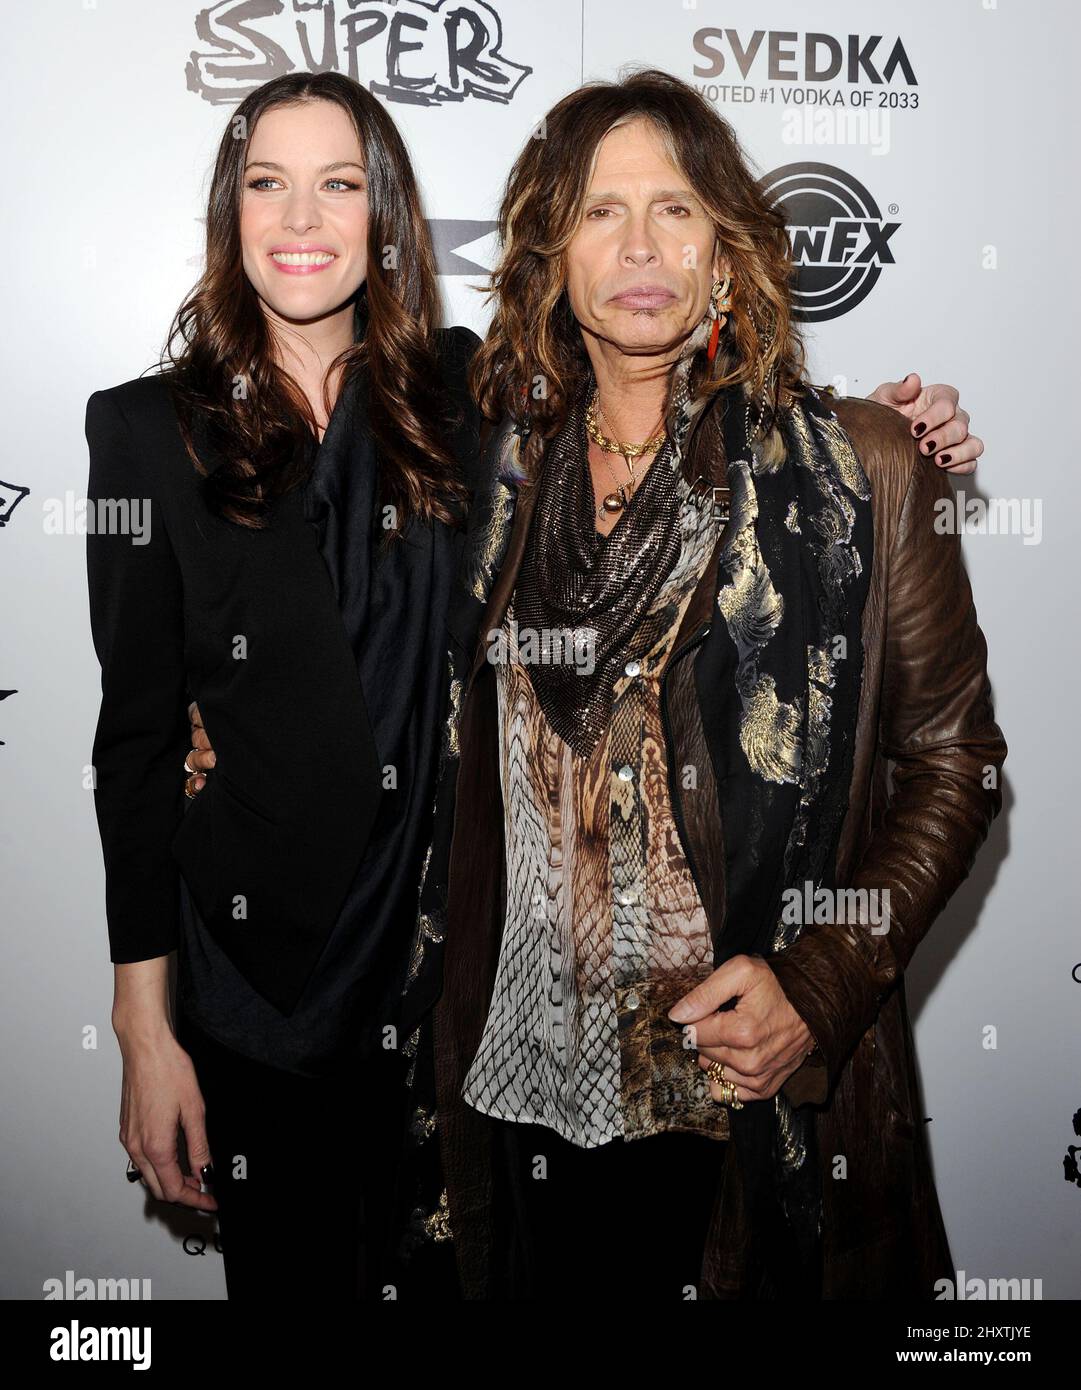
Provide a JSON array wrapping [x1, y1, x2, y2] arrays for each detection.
[[0, 0, 1075, 1301]]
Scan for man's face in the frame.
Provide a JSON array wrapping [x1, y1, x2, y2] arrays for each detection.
[[564, 117, 722, 358]]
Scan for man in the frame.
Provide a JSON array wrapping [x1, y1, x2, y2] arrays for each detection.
[[426, 68, 1005, 1300]]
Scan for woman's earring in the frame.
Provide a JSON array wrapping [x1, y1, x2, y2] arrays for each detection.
[[707, 273, 734, 362]]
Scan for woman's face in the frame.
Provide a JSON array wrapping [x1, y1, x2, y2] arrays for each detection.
[[240, 99, 369, 325], [565, 117, 722, 359]]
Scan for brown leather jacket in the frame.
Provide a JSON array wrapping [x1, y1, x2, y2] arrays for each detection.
[[433, 391, 1007, 1299]]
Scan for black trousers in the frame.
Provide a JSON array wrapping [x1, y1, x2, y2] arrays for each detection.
[[494, 1118, 727, 1301], [175, 1007, 410, 1300]]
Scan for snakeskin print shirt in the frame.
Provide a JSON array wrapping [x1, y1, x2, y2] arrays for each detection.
[[461, 472, 731, 1148]]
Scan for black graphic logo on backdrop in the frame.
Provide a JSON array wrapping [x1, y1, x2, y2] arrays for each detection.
[[182, 1232, 224, 1256], [187, 0, 531, 107], [692, 30, 916, 86], [1065, 1108, 1081, 1192], [0, 689, 15, 748], [762, 162, 900, 322], [0, 480, 29, 528]]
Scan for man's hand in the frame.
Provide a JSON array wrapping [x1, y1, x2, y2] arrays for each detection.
[[868, 373, 984, 474], [668, 954, 815, 1104], [186, 700, 214, 794]]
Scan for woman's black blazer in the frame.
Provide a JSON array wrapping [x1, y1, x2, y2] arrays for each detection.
[[84, 329, 479, 1015]]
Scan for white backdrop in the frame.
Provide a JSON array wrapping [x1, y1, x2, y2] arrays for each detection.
[[1, 0, 1076, 1300]]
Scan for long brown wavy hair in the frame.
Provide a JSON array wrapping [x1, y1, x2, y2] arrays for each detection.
[[163, 71, 466, 533], [469, 67, 808, 477]]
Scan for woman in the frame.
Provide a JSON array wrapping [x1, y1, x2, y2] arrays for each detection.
[[430, 70, 1006, 1300], [85, 71, 477, 1298]]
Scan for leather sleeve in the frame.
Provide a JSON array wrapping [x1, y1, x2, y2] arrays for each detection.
[[85, 389, 190, 963], [770, 433, 1007, 1105]]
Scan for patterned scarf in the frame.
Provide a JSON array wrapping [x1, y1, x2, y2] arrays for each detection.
[[514, 351, 703, 758], [696, 364, 874, 1296], [516, 319, 875, 1293]]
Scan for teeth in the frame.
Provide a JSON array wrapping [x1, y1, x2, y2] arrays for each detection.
[[271, 251, 335, 265]]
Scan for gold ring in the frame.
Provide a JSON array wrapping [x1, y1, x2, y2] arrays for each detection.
[[705, 1060, 744, 1110]]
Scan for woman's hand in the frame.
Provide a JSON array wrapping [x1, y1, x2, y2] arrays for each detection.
[[868, 373, 984, 474], [113, 960, 217, 1211], [185, 700, 215, 795]]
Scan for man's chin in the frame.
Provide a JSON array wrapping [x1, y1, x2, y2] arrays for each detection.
[[607, 333, 690, 359], [577, 312, 698, 363]]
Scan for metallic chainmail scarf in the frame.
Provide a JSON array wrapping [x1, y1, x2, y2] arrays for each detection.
[[514, 354, 701, 759]]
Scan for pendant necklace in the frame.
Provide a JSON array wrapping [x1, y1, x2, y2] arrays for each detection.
[[585, 388, 666, 519]]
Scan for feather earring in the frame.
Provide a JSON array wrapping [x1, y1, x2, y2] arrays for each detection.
[[706, 273, 734, 362]]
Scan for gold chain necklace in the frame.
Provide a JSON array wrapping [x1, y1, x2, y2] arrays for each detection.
[[585, 388, 667, 517]]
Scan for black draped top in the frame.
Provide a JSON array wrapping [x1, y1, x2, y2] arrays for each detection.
[[175, 324, 481, 1075]]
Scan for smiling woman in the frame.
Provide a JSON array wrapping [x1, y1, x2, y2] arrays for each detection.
[[83, 71, 479, 1302], [163, 75, 465, 535]]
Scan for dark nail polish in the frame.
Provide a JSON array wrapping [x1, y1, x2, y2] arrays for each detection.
[[938, 454, 951, 466], [924, 439, 936, 453], [913, 421, 926, 436], [201, 1164, 215, 1185]]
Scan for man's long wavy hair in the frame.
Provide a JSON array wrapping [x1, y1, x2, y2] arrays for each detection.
[[162, 71, 465, 533], [469, 68, 808, 478]]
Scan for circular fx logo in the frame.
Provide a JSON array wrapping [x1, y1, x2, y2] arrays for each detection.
[[761, 162, 900, 322]]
